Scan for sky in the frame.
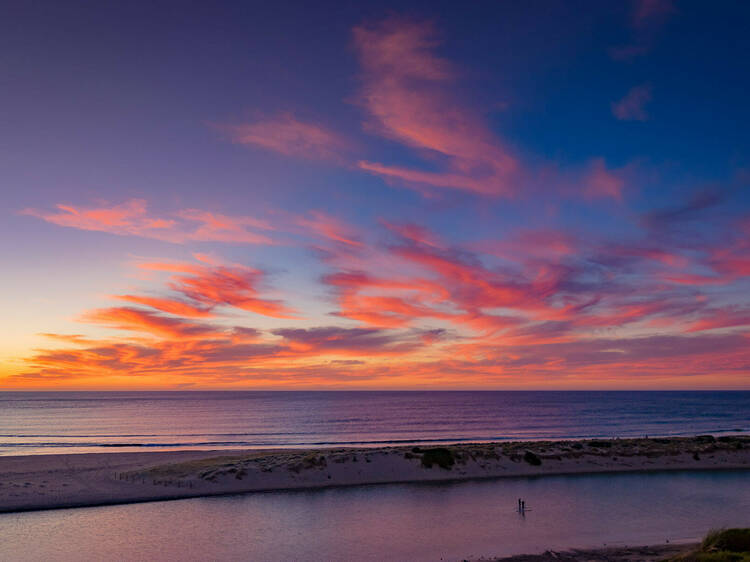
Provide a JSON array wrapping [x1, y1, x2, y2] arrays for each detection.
[[1, 0, 749, 390]]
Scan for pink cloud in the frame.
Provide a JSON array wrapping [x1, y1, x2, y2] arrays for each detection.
[[12, 212, 750, 387], [352, 18, 519, 197], [476, 229, 581, 261], [22, 199, 174, 237], [584, 158, 626, 200], [605, 244, 688, 267], [294, 211, 363, 247], [318, 219, 741, 347], [324, 269, 453, 328], [217, 113, 350, 162], [659, 216, 750, 285], [21, 200, 276, 245], [632, 0, 676, 29], [685, 308, 750, 333], [610, 1, 676, 61], [175, 209, 276, 244], [382, 221, 444, 248], [612, 84, 652, 121]]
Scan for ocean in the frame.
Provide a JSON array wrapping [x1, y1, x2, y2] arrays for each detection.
[[2, 390, 749, 455]]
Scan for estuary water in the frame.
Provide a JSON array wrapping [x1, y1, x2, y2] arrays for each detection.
[[1, 469, 749, 561], [2, 391, 749, 455]]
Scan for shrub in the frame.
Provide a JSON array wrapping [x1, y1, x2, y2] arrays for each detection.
[[420, 448, 455, 470], [587, 440, 613, 448], [669, 529, 750, 561], [523, 451, 542, 466], [703, 529, 750, 552]]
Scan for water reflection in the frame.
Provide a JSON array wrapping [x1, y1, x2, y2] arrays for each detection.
[[1, 470, 749, 561]]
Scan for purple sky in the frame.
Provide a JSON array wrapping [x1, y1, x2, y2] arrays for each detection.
[[2, 0, 749, 389]]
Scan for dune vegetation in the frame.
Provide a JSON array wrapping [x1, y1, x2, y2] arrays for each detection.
[[669, 529, 750, 562]]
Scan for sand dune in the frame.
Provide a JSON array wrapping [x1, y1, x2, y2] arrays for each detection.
[[1, 435, 749, 513]]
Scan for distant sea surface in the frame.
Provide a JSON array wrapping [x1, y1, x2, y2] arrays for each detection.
[[1, 391, 749, 456]]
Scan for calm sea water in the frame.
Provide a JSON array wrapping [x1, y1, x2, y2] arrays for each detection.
[[2, 470, 749, 561], [1, 391, 749, 455]]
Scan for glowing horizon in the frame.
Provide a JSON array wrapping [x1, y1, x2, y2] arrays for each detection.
[[2, 2, 749, 390]]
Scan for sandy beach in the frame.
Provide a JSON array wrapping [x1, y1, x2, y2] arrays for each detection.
[[1, 435, 749, 514]]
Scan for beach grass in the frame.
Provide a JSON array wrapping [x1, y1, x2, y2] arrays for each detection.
[[668, 529, 750, 562]]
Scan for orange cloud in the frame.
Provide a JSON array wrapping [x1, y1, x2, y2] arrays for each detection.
[[137, 259, 296, 319], [8, 209, 750, 389], [114, 295, 214, 318], [82, 307, 220, 339], [273, 326, 436, 356]]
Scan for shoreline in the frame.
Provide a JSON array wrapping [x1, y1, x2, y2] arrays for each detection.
[[482, 542, 698, 561], [1, 435, 749, 514]]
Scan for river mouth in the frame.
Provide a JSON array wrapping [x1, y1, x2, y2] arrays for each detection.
[[2, 469, 749, 561]]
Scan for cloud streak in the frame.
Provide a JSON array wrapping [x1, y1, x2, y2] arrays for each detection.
[[22, 200, 276, 245], [135, 259, 296, 319], [612, 84, 652, 121], [353, 18, 519, 196], [217, 113, 350, 162], [610, 0, 676, 60]]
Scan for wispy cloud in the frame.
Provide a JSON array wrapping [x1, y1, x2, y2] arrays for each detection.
[[135, 259, 296, 319], [216, 112, 351, 162], [632, 0, 676, 29], [584, 158, 627, 200], [23, 199, 382, 251], [611, 0, 676, 61], [272, 326, 432, 355], [81, 307, 221, 340], [12, 209, 750, 387], [642, 189, 724, 229], [612, 84, 652, 121], [21, 199, 276, 245], [353, 18, 519, 196], [293, 211, 363, 247]]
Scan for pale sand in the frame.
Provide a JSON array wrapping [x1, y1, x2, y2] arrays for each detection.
[[1, 435, 748, 513]]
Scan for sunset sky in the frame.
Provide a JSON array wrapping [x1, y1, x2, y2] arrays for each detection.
[[2, 0, 749, 389]]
